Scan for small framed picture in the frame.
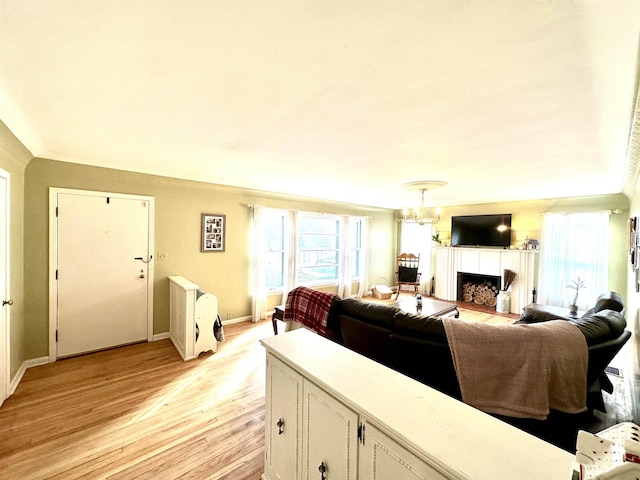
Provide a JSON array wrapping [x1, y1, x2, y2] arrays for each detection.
[[201, 213, 226, 252]]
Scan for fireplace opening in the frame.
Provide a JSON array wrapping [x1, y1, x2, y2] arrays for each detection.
[[457, 272, 501, 307]]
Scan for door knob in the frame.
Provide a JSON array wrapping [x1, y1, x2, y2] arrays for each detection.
[[139, 274, 145, 279], [2, 299, 12, 306]]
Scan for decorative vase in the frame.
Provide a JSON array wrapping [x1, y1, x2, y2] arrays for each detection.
[[496, 290, 511, 313], [569, 304, 578, 317]]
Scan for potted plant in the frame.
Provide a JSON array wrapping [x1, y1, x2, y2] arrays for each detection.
[[431, 230, 442, 246], [566, 277, 586, 316]]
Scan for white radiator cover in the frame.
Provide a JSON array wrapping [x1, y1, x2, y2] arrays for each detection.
[[169, 275, 218, 361]]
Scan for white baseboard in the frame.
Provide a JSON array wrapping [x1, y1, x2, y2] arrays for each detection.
[[223, 315, 252, 325], [151, 315, 251, 342], [9, 356, 49, 395]]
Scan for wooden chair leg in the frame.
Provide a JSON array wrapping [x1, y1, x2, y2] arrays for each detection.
[[272, 305, 285, 335]]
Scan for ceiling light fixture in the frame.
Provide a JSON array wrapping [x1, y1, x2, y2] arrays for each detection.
[[399, 180, 448, 226]]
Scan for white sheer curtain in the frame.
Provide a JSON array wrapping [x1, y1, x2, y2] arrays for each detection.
[[281, 210, 297, 303], [537, 211, 609, 310], [251, 206, 267, 322], [338, 215, 352, 298], [400, 222, 432, 294], [357, 217, 369, 298], [337, 216, 369, 298]]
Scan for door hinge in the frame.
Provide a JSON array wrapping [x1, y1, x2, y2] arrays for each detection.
[[358, 422, 366, 446], [55, 330, 58, 342], [55, 269, 58, 280], [55, 206, 59, 217], [106, 197, 110, 204]]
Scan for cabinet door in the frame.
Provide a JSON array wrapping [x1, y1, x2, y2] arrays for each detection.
[[359, 422, 449, 480], [302, 381, 359, 480], [265, 354, 303, 480]]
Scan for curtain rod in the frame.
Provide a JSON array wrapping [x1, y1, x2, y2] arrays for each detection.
[[543, 209, 621, 215]]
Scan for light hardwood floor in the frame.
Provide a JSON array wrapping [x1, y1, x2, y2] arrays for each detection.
[[0, 319, 273, 480]]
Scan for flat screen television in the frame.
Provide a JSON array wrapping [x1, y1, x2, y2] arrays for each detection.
[[450, 214, 512, 248]]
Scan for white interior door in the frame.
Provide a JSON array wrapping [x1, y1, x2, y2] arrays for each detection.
[[0, 169, 9, 406], [52, 190, 154, 358]]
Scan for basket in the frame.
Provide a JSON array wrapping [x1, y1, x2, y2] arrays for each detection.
[[372, 278, 393, 300]]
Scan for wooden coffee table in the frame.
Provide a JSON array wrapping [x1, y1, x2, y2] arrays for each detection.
[[393, 297, 459, 318]]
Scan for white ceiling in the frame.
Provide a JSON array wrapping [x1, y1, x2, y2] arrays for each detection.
[[1, 1, 639, 209]]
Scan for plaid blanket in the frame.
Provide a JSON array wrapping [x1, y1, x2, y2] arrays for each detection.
[[283, 286, 337, 336]]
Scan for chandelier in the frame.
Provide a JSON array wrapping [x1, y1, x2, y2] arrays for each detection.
[[399, 180, 447, 225]]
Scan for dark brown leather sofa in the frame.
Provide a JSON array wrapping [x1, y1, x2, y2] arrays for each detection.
[[321, 292, 630, 451], [516, 291, 631, 414]]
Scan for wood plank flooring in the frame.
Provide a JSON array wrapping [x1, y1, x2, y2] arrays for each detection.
[[0, 320, 274, 480]]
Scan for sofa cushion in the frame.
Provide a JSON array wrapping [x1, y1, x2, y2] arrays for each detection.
[[393, 311, 448, 341], [339, 314, 392, 366], [340, 297, 397, 328], [570, 310, 625, 346], [388, 333, 462, 399], [515, 308, 562, 324]]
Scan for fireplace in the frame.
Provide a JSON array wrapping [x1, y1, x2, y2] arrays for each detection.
[[457, 272, 501, 307], [434, 247, 536, 314]]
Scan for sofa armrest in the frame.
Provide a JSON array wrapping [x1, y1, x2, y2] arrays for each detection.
[[517, 306, 571, 324]]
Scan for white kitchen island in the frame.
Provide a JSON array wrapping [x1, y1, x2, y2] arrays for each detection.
[[261, 328, 573, 480]]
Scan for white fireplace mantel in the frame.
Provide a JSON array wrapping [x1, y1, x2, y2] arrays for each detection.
[[434, 247, 538, 314]]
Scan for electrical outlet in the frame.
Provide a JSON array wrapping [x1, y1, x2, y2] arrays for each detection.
[[226, 312, 232, 320], [157, 252, 169, 261]]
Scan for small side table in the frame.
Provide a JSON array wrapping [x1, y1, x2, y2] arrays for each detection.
[[272, 305, 285, 335]]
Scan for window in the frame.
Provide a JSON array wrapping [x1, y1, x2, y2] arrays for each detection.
[[260, 209, 366, 292], [537, 211, 609, 309], [297, 214, 340, 285], [264, 210, 286, 290]]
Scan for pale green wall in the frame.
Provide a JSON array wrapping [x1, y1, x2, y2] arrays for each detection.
[[398, 194, 629, 300], [24, 158, 397, 359], [0, 121, 30, 380]]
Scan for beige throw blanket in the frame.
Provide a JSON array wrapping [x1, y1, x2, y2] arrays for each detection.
[[442, 319, 588, 420]]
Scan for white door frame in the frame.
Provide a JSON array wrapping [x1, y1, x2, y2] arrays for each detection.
[[48, 188, 155, 362], [0, 168, 10, 405]]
